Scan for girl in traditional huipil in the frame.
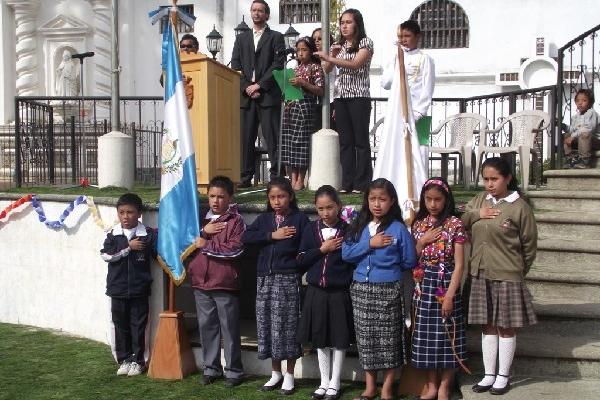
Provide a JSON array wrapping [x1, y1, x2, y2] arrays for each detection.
[[411, 178, 467, 400], [282, 36, 324, 191], [463, 157, 538, 396]]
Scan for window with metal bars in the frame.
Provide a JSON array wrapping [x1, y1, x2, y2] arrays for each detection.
[[159, 4, 195, 34], [279, 0, 321, 24], [409, 0, 469, 49]]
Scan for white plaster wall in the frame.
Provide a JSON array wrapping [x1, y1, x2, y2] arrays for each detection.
[[0, 2, 16, 124], [0, 199, 164, 349]]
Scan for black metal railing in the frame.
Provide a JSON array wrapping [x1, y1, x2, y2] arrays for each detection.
[[9, 96, 162, 188], [556, 23, 600, 165], [7, 90, 556, 189]]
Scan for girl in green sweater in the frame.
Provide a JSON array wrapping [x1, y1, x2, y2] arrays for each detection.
[[462, 157, 538, 396]]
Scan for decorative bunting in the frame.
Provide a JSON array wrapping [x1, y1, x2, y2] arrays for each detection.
[[30, 195, 87, 229], [85, 196, 117, 231], [0, 194, 33, 222], [0, 194, 116, 231]]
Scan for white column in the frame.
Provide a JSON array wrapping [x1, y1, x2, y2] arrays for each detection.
[[308, 129, 342, 190], [88, 0, 111, 95], [6, 0, 40, 96]]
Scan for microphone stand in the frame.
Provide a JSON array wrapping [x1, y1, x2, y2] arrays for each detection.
[[70, 52, 95, 187]]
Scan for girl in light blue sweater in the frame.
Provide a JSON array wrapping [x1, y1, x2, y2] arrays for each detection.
[[342, 178, 416, 400]]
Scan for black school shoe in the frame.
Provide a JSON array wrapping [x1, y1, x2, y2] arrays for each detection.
[[489, 375, 510, 395], [471, 374, 495, 393], [311, 387, 327, 399], [279, 387, 295, 395], [224, 377, 243, 388], [201, 375, 219, 385], [259, 377, 283, 391]]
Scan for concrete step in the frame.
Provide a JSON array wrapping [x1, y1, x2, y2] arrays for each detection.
[[535, 210, 600, 240], [465, 321, 600, 362], [543, 168, 600, 191], [528, 280, 600, 312], [524, 317, 600, 340], [529, 190, 600, 211], [462, 353, 599, 381], [536, 238, 600, 266], [459, 374, 600, 400], [527, 263, 600, 285], [528, 279, 600, 320]]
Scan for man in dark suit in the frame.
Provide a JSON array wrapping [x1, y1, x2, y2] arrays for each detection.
[[231, 0, 285, 188]]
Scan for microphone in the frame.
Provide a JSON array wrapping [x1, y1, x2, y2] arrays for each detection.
[[71, 52, 95, 60], [276, 48, 296, 56]]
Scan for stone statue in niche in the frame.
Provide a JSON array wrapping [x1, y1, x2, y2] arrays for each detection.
[[55, 50, 80, 96]]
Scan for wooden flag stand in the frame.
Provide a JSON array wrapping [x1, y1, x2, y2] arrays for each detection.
[[148, 279, 197, 380], [396, 44, 428, 398]]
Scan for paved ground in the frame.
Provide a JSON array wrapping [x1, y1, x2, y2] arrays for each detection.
[[459, 374, 600, 400]]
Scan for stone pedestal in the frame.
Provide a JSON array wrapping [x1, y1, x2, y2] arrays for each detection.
[[97, 130, 134, 189], [308, 128, 342, 190]]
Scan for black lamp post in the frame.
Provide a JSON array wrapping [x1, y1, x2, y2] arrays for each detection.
[[234, 15, 251, 37], [206, 25, 223, 60], [283, 22, 300, 50]]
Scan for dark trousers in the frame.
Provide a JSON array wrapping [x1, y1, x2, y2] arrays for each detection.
[[194, 289, 244, 378], [241, 101, 281, 183], [111, 296, 149, 365], [334, 97, 372, 191], [313, 101, 336, 132]]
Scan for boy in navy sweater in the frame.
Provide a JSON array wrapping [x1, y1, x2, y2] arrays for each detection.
[[101, 193, 157, 377]]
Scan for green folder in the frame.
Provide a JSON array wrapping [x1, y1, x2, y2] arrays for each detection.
[[273, 68, 304, 101], [416, 116, 432, 146]]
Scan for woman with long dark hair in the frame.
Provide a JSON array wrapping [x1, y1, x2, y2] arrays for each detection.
[[315, 9, 374, 194]]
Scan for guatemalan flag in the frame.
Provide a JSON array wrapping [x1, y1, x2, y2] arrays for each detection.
[[156, 13, 200, 284]]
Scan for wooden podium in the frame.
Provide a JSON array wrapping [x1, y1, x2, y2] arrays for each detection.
[[180, 52, 240, 192]]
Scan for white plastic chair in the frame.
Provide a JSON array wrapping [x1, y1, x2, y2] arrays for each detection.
[[369, 117, 385, 165], [429, 113, 488, 189], [476, 110, 551, 191]]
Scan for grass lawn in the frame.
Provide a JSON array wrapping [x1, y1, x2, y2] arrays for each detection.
[[0, 323, 376, 400], [1, 184, 478, 208]]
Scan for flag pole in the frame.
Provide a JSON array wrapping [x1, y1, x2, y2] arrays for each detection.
[[398, 45, 416, 225], [148, 0, 197, 379], [166, 0, 179, 314], [170, 0, 178, 29]]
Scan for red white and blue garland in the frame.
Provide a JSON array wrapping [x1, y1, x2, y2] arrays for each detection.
[[0, 194, 116, 231]]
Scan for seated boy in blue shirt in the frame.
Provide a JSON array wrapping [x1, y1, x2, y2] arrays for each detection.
[[100, 193, 157, 377]]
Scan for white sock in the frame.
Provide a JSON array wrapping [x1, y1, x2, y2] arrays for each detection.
[[316, 348, 331, 394], [328, 348, 346, 393], [478, 333, 498, 386], [264, 370, 283, 387], [493, 336, 516, 389], [281, 372, 295, 391]]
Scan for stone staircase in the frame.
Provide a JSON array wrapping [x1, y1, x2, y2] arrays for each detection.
[[460, 167, 600, 399]]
